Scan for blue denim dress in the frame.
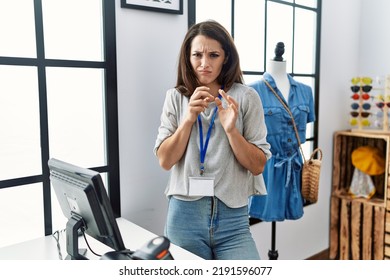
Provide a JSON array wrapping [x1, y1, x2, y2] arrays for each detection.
[[248, 73, 315, 221]]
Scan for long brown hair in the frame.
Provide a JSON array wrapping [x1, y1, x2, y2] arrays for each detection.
[[176, 20, 243, 97]]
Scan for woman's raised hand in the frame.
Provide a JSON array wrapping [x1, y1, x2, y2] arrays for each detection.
[[185, 86, 215, 123], [215, 89, 238, 133]]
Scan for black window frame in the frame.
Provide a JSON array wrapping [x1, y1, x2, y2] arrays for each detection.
[[0, 0, 120, 237]]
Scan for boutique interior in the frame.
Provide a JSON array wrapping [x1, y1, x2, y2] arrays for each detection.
[[0, 0, 389, 261]]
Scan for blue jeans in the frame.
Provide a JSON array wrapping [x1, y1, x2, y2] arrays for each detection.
[[165, 196, 260, 260]]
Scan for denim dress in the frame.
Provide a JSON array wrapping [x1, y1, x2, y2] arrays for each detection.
[[248, 73, 315, 221]]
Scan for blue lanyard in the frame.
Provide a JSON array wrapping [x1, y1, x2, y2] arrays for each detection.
[[197, 93, 222, 175]]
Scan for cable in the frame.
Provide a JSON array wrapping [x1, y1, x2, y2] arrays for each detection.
[[52, 229, 66, 260], [78, 219, 102, 257], [81, 231, 100, 257], [52, 221, 110, 259]]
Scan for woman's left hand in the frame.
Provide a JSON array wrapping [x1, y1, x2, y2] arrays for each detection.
[[215, 89, 238, 133]]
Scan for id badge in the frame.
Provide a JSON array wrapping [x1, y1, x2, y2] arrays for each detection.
[[188, 176, 215, 196]]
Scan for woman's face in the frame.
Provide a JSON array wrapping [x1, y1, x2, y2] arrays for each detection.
[[190, 35, 226, 88]]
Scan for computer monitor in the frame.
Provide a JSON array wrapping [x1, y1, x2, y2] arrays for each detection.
[[48, 158, 127, 260]]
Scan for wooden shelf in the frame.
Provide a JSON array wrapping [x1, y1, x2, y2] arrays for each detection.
[[331, 192, 385, 207], [330, 130, 390, 260]]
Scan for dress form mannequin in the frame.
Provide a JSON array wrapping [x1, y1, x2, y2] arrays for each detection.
[[267, 42, 290, 101], [249, 42, 316, 259]]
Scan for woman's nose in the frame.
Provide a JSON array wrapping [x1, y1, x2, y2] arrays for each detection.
[[200, 57, 209, 68]]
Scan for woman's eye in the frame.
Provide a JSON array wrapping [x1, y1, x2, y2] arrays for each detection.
[[210, 53, 219, 58]]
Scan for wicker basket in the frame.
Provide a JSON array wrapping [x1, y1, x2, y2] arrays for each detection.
[[301, 148, 323, 203]]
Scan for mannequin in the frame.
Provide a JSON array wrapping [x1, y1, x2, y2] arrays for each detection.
[[248, 41, 316, 259], [267, 42, 290, 101]]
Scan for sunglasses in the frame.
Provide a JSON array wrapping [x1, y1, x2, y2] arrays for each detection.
[[350, 85, 373, 93], [376, 102, 390, 109], [351, 103, 371, 110], [351, 93, 370, 100], [376, 111, 390, 118], [351, 77, 372, 85], [350, 118, 371, 126], [350, 111, 371, 118]]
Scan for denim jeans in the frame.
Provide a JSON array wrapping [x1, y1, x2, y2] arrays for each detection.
[[165, 196, 260, 260]]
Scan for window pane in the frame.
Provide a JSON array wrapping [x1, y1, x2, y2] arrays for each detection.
[[0, 66, 42, 180], [235, 0, 265, 72], [195, 0, 232, 33], [302, 140, 314, 160], [46, 67, 106, 167], [42, 0, 104, 61], [294, 8, 317, 74], [306, 122, 314, 139], [244, 74, 263, 85], [295, 0, 317, 8], [0, 0, 36, 58], [266, 2, 293, 73], [294, 76, 315, 92], [0, 184, 44, 247]]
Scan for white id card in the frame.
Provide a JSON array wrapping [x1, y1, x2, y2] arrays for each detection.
[[188, 176, 215, 196]]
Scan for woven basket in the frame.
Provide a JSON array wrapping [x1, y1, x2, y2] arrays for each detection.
[[301, 148, 323, 203]]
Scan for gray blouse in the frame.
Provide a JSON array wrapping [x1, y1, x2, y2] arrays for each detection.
[[154, 83, 272, 208]]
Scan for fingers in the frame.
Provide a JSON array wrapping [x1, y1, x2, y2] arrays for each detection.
[[186, 87, 216, 122], [218, 88, 228, 100], [193, 86, 214, 102], [218, 89, 238, 112], [215, 95, 224, 111], [190, 87, 214, 108]]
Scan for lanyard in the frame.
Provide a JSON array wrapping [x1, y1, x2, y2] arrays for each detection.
[[197, 93, 222, 175]]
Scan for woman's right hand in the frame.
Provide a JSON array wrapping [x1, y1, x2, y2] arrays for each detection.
[[185, 86, 215, 123], [157, 86, 214, 170]]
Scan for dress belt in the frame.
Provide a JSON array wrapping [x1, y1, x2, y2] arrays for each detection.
[[274, 151, 302, 189]]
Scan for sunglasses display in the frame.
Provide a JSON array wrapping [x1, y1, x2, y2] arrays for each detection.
[[349, 76, 374, 129], [349, 75, 390, 131]]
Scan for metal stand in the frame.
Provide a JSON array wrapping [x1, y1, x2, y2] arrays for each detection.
[[66, 214, 88, 260], [268, 221, 279, 260]]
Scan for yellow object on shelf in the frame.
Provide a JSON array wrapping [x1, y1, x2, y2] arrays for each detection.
[[351, 145, 385, 176]]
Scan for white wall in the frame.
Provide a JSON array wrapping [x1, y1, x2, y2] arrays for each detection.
[[116, 0, 390, 259], [359, 0, 390, 76], [116, 0, 188, 235]]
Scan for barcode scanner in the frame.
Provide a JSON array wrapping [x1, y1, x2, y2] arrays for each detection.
[[131, 236, 173, 260], [100, 236, 173, 260]]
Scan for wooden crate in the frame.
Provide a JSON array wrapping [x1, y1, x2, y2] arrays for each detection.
[[329, 196, 385, 259], [330, 130, 390, 260]]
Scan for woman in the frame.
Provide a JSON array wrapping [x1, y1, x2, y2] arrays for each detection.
[[154, 20, 271, 260]]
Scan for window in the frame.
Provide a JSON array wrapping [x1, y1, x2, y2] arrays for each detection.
[[188, 0, 321, 159], [0, 0, 119, 247]]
